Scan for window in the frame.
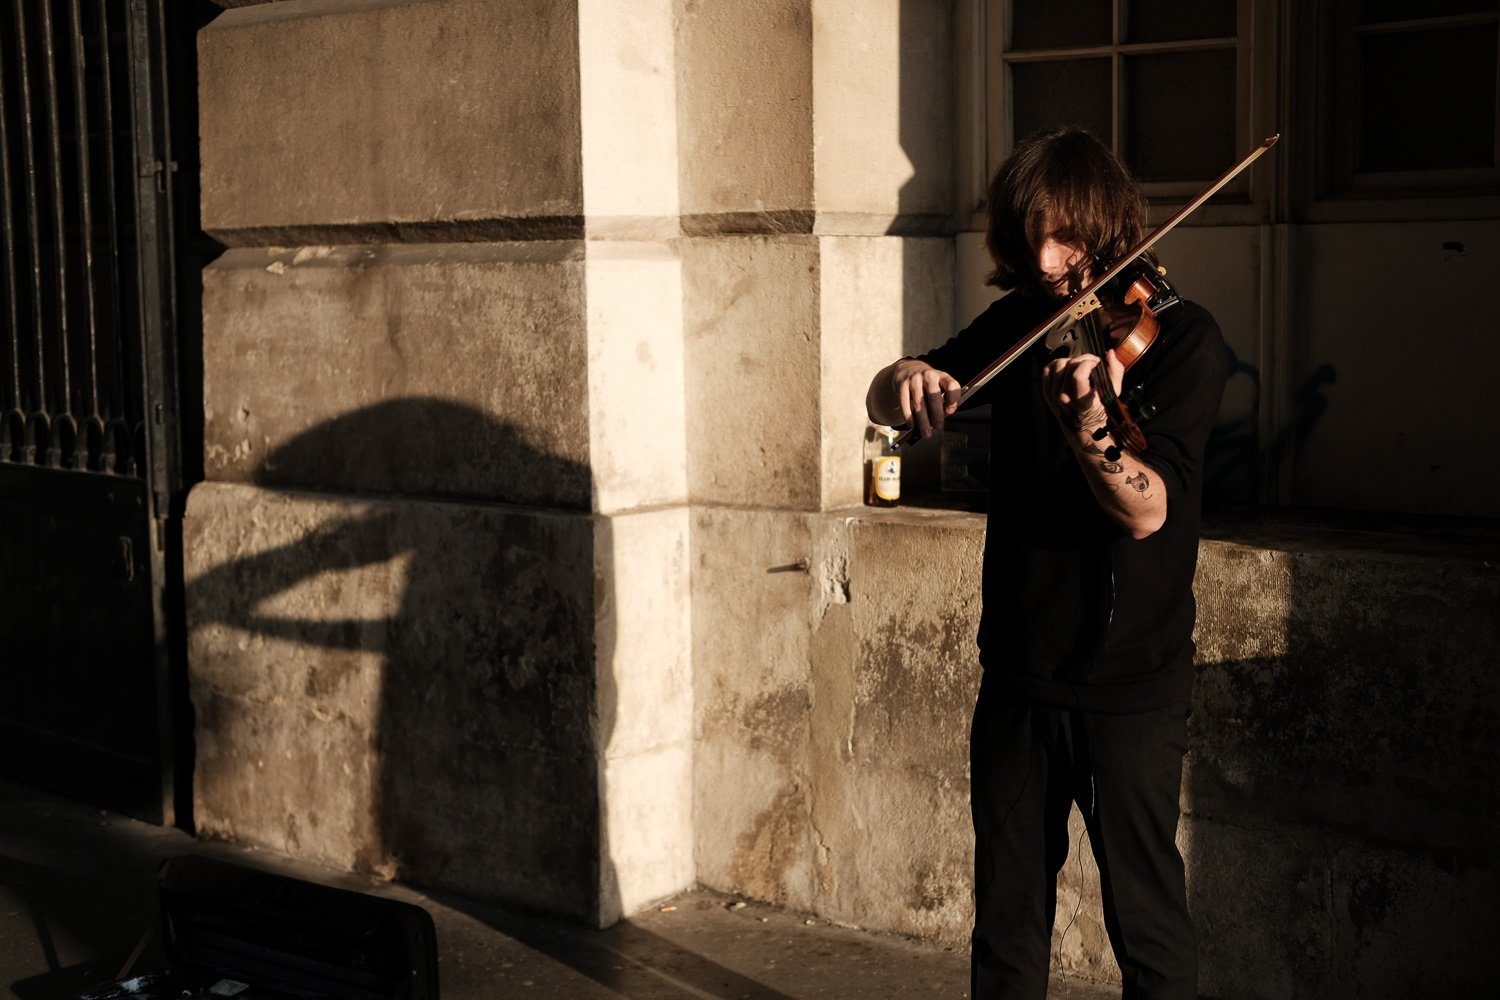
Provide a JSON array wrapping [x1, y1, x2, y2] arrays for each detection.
[[1309, 0, 1500, 218], [971, 0, 1276, 227]]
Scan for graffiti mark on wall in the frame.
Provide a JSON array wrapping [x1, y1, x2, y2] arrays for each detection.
[[1204, 347, 1338, 507]]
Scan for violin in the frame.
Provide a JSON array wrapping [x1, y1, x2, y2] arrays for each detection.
[[1043, 257, 1179, 461], [896, 134, 1279, 451]]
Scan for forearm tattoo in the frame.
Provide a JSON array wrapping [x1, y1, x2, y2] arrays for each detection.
[[1078, 433, 1157, 505], [1064, 405, 1108, 434], [1081, 438, 1124, 474]]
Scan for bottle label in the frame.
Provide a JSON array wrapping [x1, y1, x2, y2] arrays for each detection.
[[873, 457, 901, 501]]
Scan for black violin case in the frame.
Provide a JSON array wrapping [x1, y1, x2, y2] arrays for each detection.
[[78, 854, 439, 1000]]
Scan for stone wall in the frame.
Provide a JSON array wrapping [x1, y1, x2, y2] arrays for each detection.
[[190, 0, 693, 927], [188, 0, 952, 929], [187, 2, 1500, 995]]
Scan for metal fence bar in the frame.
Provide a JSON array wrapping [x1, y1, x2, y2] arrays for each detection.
[[67, 0, 102, 435], [2, 0, 145, 476], [96, 0, 131, 471], [38, 1, 75, 466], [12, 3, 48, 464], [0, 31, 23, 429]]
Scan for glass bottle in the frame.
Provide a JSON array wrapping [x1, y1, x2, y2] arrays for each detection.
[[866, 426, 901, 507]]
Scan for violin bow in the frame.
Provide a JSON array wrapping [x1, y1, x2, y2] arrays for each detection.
[[897, 134, 1279, 445]]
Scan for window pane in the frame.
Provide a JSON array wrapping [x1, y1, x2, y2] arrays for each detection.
[[1359, 27, 1496, 171], [1010, 0, 1111, 50], [1124, 50, 1236, 182], [1360, 0, 1496, 24], [1128, 0, 1236, 43], [1011, 58, 1113, 147]]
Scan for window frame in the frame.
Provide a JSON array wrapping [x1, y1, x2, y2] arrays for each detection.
[[958, 0, 1280, 233], [1291, 1, 1500, 223]]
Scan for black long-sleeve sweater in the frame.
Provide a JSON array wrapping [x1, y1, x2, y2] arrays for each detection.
[[920, 291, 1230, 713]]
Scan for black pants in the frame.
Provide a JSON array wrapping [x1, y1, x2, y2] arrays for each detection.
[[969, 671, 1196, 1000]]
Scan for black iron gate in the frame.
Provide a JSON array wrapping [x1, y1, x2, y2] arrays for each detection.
[[0, 0, 184, 824]]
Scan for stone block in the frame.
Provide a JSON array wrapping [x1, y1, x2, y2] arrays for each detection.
[[691, 507, 817, 905], [597, 508, 693, 758], [599, 743, 694, 925], [675, 0, 814, 225], [811, 0, 954, 230], [201, 244, 591, 508], [585, 243, 688, 513], [817, 511, 981, 940], [682, 236, 822, 509], [577, 0, 679, 235], [1191, 541, 1294, 665], [1189, 539, 1500, 864], [845, 511, 984, 770], [692, 506, 986, 942], [695, 737, 816, 910], [185, 482, 602, 917], [822, 757, 973, 945], [682, 236, 953, 511], [199, 0, 583, 242], [1330, 844, 1500, 998], [595, 507, 695, 922], [1181, 817, 1331, 1000], [819, 236, 954, 509]]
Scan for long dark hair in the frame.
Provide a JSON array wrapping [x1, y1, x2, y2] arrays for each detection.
[[984, 128, 1147, 293]]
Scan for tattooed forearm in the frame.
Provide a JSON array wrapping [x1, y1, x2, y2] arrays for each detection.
[[1066, 424, 1164, 534]]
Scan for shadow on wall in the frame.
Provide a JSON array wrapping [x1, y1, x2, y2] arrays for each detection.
[[1203, 348, 1338, 509], [182, 398, 793, 996], [184, 398, 610, 919], [1182, 530, 1500, 998]]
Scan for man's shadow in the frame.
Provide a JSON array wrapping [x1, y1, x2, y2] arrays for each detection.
[[176, 397, 797, 999], [185, 398, 600, 910]]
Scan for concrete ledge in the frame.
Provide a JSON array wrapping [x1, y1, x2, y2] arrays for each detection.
[[1191, 522, 1500, 866], [692, 504, 1500, 994]]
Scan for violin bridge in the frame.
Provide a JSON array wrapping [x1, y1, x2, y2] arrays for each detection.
[[1068, 293, 1102, 320]]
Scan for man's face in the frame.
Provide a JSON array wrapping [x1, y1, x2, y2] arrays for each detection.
[[1036, 235, 1090, 300]]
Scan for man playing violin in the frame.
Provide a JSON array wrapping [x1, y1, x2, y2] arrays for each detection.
[[866, 128, 1229, 1000]]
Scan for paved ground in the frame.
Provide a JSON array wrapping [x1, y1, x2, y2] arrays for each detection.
[[0, 776, 1113, 999]]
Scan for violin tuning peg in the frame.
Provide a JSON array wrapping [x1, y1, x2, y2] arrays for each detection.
[[1091, 427, 1110, 441], [1105, 445, 1121, 462]]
